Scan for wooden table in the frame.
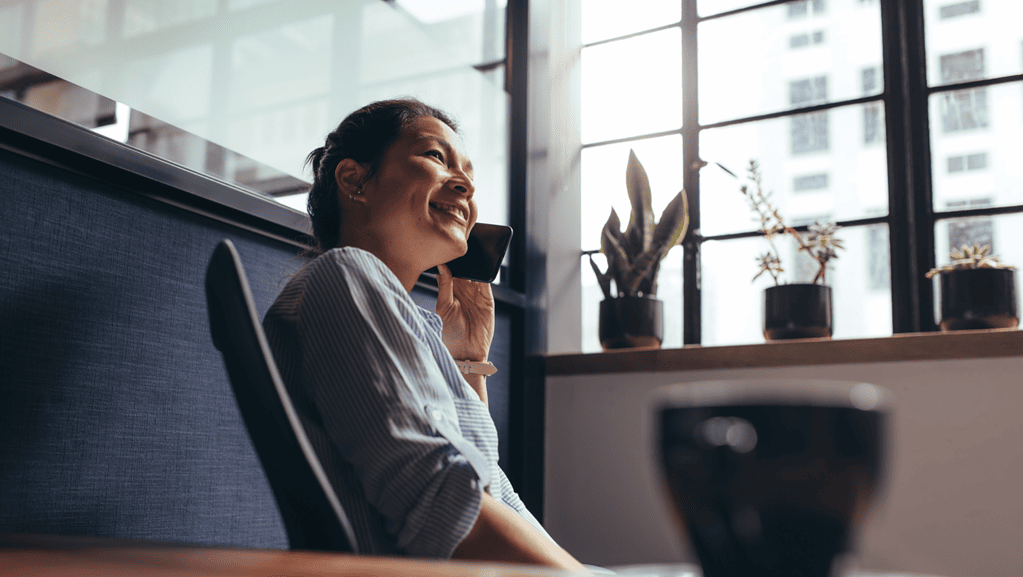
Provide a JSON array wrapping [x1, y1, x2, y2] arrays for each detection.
[[0, 533, 576, 576]]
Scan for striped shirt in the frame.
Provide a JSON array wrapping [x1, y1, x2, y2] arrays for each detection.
[[263, 247, 549, 558]]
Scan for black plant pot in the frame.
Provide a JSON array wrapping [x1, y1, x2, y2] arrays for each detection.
[[937, 268, 1019, 331], [599, 296, 664, 350], [763, 284, 833, 341]]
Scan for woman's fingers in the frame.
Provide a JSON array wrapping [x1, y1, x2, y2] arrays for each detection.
[[436, 263, 455, 309]]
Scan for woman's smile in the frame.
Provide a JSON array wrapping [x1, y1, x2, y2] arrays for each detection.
[[429, 200, 470, 223]]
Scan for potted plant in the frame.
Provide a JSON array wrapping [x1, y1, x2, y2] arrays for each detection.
[[926, 244, 1019, 331], [721, 160, 845, 341], [588, 150, 690, 350]]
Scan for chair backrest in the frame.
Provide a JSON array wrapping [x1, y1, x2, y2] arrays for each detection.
[[205, 239, 359, 553]]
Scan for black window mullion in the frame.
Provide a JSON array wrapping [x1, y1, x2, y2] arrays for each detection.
[[881, 0, 934, 334], [682, 0, 702, 345]]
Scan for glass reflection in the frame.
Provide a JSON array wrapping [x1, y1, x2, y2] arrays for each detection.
[[1, 0, 509, 222]]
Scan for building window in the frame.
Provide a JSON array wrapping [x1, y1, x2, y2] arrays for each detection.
[[947, 199, 994, 252], [868, 225, 890, 291], [863, 67, 878, 92], [947, 152, 988, 173], [939, 49, 988, 132], [793, 173, 829, 192], [791, 30, 825, 48], [792, 113, 829, 153], [939, 1, 981, 19], [789, 0, 827, 18], [862, 67, 884, 144], [791, 76, 828, 105], [790, 76, 829, 154]]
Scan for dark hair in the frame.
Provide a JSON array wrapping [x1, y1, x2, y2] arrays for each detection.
[[305, 98, 458, 252]]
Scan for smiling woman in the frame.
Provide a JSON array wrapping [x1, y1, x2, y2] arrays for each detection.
[[335, 115, 478, 291], [262, 99, 585, 571]]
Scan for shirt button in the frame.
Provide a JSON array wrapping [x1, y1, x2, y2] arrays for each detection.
[[429, 407, 444, 422]]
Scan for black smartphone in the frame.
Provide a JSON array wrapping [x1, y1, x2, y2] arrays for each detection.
[[428, 223, 513, 283]]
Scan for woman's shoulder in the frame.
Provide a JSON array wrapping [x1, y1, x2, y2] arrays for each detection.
[[305, 247, 402, 289]]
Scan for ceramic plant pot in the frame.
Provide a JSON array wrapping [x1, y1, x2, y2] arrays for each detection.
[[763, 283, 833, 341], [937, 268, 1019, 331], [598, 296, 664, 350]]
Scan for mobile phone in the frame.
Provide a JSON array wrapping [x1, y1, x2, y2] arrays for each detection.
[[428, 223, 513, 283]]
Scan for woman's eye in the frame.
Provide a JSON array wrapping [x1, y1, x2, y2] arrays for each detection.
[[426, 150, 444, 161]]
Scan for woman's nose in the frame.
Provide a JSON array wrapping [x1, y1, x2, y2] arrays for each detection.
[[450, 175, 474, 196]]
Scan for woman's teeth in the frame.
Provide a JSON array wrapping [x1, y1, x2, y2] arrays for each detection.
[[430, 202, 464, 220]]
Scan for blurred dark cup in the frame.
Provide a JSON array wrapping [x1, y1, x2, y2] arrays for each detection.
[[654, 381, 889, 577]]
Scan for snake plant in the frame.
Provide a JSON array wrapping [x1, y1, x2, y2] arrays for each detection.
[[589, 149, 690, 299]]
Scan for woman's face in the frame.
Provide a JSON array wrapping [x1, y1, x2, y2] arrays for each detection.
[[355, 116, 478, 274]]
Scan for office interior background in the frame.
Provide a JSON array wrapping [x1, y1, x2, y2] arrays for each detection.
[[3, 0, 1022, 353]]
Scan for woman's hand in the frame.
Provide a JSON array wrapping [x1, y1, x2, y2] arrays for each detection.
[[436, 264, 495, 364]]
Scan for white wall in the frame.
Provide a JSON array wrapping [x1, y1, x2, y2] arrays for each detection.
[[545, 357, 1023, 577]]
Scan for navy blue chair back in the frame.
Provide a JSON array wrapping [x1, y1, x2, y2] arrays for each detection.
[[205, 239, 359, 553]]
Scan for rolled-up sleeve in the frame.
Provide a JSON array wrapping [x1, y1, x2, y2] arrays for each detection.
[[291, 249, 489, 558]]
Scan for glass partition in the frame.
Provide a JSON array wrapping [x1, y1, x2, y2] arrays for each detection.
[[0, 0, 510, 225]]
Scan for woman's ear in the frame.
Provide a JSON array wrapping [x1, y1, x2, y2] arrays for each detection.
[[335, 158, 367, 200]]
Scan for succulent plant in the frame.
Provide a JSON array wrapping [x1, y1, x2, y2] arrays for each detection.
[[725, 160, 844, 285], [588, 149, 690, 299], [925, 244, 1016, 279]]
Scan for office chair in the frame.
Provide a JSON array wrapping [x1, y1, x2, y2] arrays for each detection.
[[205, 239, 359, 553]]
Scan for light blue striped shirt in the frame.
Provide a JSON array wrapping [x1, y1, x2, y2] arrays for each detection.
[[263, 247, 549, 558]]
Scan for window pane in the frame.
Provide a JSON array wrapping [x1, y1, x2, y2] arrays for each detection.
[[581, 249, 684, 353], [699, 0, 882, 124], [124, 0, 218, 38], [582, 0, 679, 44], [930, 81, 1023, 212], [934, 214, 1023, 325], [924, 0, 1023, 86], [581, 28, 683, 143], [2, 0, 509, 221], [697, 0, 799, 18], [700, 104, 889, 236], [701, 224, 892, 346], [580, 135, 685, 250], [392, 0, 507, 65]]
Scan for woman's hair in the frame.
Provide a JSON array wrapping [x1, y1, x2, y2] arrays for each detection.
[[305, 98, 458, 252]]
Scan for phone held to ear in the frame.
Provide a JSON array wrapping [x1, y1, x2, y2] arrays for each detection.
[[428, 223, 513, 283]]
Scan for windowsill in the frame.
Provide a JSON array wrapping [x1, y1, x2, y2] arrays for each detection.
[[544, 328, 1023, 375]]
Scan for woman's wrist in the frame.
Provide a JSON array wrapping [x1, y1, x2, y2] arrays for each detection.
[[455, 359, 497, 376]]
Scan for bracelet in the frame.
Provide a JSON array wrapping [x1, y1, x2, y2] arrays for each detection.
[[456, 360, 498, 376]]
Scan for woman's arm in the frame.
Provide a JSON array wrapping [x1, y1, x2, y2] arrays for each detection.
[[461, 373, 488, 406], [452, 492, 589, 573], [435, 264, 494, 406]]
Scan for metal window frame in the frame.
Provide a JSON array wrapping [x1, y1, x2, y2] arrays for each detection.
[[584, 0, 1023, 344]]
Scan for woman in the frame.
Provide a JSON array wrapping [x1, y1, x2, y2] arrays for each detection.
[[264, 99, 586, 571]]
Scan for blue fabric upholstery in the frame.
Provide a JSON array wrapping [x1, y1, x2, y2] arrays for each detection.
[[0, 146, 514, 548], [0, 148, 298, 547]]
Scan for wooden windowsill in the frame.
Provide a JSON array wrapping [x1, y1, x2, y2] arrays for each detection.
[[544, 328, 1023, 375]]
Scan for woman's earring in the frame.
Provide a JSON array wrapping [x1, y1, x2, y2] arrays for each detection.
[[349, 189, 362, 200]]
